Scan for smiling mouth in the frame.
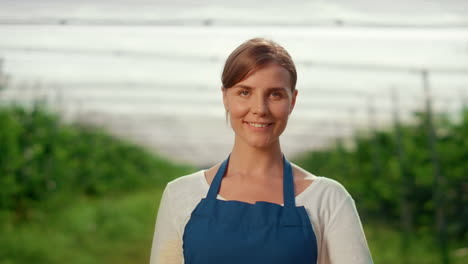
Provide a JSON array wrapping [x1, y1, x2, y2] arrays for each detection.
[[244, 122, 273, 128]]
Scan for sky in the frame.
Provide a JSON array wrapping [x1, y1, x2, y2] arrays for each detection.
[[1, 0, 468, 25], [1, 0, 468, 166]]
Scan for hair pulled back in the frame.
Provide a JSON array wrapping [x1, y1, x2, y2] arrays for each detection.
[[221, 38, 297, 91]]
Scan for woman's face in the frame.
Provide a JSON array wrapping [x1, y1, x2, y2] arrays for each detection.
[[223, 63, 297, 149]]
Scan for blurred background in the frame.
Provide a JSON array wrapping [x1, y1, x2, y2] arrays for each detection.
[[0, 0, 467, 263]]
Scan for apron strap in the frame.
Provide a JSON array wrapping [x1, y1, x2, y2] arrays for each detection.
[[282, 155, 296, 208], [206, 154, 230, 200], [206, 153, 296, 208]]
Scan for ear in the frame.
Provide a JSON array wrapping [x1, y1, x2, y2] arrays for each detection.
[[222, 86, 229, 111], [289, 89, 298, 114]]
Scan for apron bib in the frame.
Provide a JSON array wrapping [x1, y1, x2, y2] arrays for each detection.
[[183, 154, 317, 264]]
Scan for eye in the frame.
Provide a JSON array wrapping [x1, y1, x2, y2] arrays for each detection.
[[239, 90, 250, 96], [270, 91, 283, 98]]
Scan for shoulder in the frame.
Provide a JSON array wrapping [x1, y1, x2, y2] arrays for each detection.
[[163, 170, 208, 203], [292, 164, 352, 217], [291, 163, 351, 203], [290, 165, 355, 241], [313, 176, 351, 201], [166, 170, 205, 190], [153, 171, 208, 241], [160, 170, 206, 208], [316, 176, 352, 211], [300, 175, 352, 207], [160, 170, 209, 230], [290, 167, 353, 225]]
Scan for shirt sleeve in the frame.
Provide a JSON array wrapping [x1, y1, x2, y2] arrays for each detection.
[[321, 196, 374, 264], [149, 183, 184, 264]]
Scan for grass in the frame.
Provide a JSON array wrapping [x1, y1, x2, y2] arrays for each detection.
[[0, 187, 164, 264], [1, 186, 466, 264], [364, 220, 468, 264]]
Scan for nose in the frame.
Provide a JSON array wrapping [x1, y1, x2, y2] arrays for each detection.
[[252, 95, 269, 116]]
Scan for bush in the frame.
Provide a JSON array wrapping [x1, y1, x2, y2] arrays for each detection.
[[294, 108, 468, 243], [0, 103, 193, 220]]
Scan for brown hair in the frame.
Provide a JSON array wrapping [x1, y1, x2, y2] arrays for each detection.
[[221, 38, 297, 91]]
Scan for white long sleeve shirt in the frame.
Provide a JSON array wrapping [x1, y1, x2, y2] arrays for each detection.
[[150, 166, 374, 264]]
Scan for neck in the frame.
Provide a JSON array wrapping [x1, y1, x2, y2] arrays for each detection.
[[226, 136, 284, 181]]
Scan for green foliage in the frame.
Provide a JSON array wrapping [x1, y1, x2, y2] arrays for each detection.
[[364, 220, 468, 264], [0, 104, 193, 220], [1, 187, 466, 264], [1, 101, 466, 263], [0, 188, 164, 264], [294, 108, 468, 244]]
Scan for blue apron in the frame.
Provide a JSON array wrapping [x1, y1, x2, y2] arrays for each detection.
[[183, 154, 317, 263]]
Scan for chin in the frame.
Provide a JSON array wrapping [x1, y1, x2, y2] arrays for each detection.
[[246, 137, 279, 149], [249, 142, 270, 149]]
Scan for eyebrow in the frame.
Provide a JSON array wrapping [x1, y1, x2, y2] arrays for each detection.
[[233, 84, 288, 92]]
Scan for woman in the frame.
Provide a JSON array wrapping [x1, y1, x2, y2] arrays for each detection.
[[150, 38, 373, 264]]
